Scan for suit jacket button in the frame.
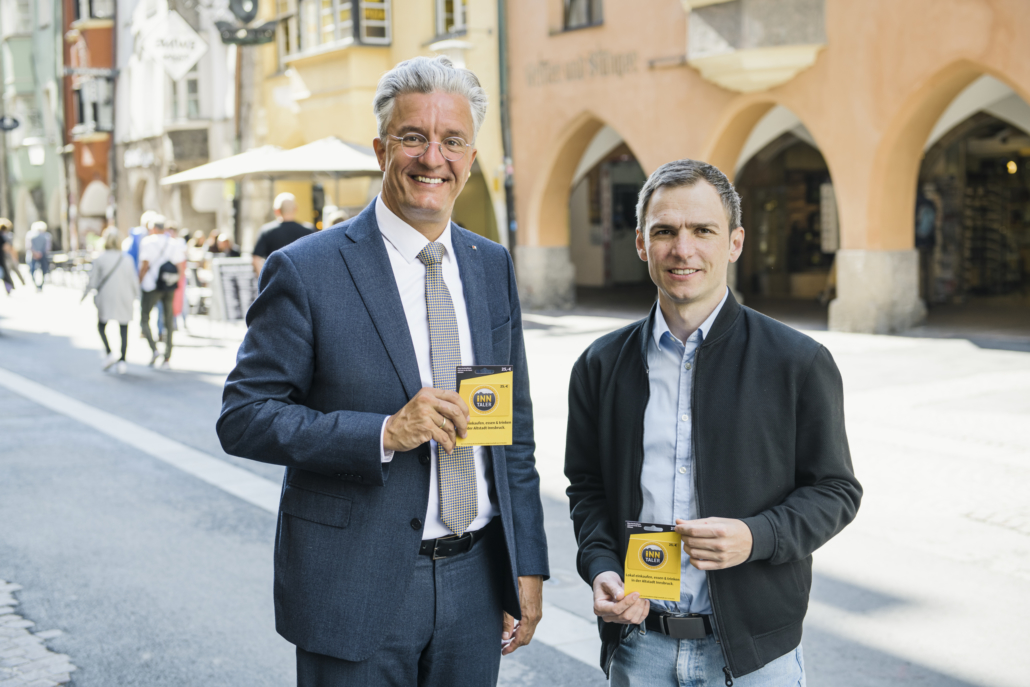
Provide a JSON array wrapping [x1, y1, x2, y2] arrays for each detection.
[[419, 454, 430, 465], [410, 518, 422, 530]]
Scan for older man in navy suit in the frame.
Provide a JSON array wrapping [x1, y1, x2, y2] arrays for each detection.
[[217, 56, 548, 686]]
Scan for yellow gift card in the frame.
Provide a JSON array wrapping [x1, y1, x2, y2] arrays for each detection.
[[624, 522, 682, 602], [456, 365, 513, 446]]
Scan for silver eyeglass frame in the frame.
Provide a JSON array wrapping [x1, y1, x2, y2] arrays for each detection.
[[388, 133, 472, 162]]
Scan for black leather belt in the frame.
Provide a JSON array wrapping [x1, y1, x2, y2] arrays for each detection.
[[645, 611, 714, 639], [418, 518, 496, 559]]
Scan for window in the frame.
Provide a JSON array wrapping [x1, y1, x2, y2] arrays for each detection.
[[358, 0, 390, 44], [76, 0, 115, 21], [168, 66, 202, 121], [278, 0, 370, 63], [436, 0, 467, 36], [564, 0, 602, 30], [186, 67, 200, 119], [70, 77, 113, 136], [277, 0, 300, 62]]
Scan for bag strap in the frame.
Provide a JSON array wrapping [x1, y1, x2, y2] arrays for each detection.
[[94, 252, 124, 295]]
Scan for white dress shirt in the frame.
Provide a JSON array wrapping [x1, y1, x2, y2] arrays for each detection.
[[375, 195, 499, 539]]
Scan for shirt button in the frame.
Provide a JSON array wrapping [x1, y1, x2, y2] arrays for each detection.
[[679, 466, 688, 474], [410, 518, 422, 530], [684, 362, 692, 370], [681, 414, 689, 422]]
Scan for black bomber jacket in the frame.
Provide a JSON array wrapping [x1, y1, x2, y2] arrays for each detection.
[[564, 293, 862, 679]]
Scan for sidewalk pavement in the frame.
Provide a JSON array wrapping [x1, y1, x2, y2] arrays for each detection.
[[0, 580, 75, 687]]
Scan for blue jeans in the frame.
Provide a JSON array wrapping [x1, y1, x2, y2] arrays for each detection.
[[610, 624, 805, 687], [29, 256, 48, 289]]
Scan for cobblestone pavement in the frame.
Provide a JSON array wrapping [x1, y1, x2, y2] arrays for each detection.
[[0, 581, 75, 687]]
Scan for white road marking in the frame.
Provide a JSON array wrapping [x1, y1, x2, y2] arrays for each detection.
[[0, 366, 602, 669], [0, 367, 281, 514]]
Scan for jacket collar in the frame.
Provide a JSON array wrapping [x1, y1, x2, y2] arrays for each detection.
[[637, 289, 742, 366]]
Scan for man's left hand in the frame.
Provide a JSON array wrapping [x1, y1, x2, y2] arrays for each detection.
[[675, 518, 753, 570], [501, 575, 543, 656]]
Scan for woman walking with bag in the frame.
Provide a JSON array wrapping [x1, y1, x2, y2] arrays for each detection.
[[84, 227, 139, 373]]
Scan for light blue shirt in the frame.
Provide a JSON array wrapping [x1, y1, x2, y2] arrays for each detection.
[[639, 288, 729, 615]]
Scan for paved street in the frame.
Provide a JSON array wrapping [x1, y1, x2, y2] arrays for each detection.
[[2, 279, 1029, 686]]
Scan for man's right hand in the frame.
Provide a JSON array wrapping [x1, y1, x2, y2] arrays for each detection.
[[592, 571, 649, 625], [383, 388, 470, 455]]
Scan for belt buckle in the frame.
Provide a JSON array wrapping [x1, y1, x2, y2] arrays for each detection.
[[664, 615, 707, 640], [432, 534, 458, 560]]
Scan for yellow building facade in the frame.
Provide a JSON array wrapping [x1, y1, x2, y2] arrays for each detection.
[[507, 0, 1030, 333], [249, 0, 506, 245]]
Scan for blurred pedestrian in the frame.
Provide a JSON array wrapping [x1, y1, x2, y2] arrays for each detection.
[[203, 228, 220, 254], [215, 233, 241, 257], [122, 210, 156, 272], [25, 221, 52, 292], [84, 227, 139, 374], [138, 215, 187, 369], [1, 224, 13, 294], [251, 192, 314, 275], [0, 218, 24, 289], [322, 206, 350, 229]]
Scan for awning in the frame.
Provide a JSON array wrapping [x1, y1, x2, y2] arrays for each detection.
[[260, 137, 382, 179], [159, 138, 381, 185], [159, 146, 283, 185]]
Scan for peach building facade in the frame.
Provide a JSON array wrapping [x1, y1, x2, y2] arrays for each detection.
[[507, 0, 1030, 333]]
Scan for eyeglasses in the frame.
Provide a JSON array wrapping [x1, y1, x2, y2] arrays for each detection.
[[388, 133, 471, 162]]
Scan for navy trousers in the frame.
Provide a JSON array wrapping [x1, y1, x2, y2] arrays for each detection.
[[296, 523, 505, 686]]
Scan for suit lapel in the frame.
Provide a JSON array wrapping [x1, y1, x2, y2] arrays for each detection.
[[338, 205, 422, 400], [451, 225, 493, 366]]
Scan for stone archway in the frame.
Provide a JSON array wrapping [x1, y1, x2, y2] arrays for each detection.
[[827, 59, 1030, 333], [516, 112, 606, 309], [707, 102, 842, 316], [516, 111, 654, 309]]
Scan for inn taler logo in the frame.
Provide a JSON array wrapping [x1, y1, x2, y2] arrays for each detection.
[[471, 387, 498, 414], [639, 543, 667, 570]]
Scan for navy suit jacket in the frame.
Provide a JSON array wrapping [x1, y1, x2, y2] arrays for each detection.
[[216, 202, 549, 661]]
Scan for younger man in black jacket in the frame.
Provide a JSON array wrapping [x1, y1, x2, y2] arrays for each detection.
[[565, 159, 862, 685]]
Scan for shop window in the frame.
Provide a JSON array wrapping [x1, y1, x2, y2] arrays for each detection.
[[564, 0, 602, 31], [76, 0, 114, 20], [436, 0, 467, 36]]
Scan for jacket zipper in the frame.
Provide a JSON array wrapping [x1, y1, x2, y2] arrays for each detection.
[[692, 347, 734, 685]]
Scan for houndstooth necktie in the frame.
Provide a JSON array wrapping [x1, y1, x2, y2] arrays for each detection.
[[417, 242, 477, 536]]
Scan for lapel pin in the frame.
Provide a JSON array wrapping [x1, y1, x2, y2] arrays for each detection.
[[472, 245, 477, 250]]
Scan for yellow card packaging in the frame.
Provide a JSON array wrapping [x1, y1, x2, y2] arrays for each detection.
[[455, 365, 513, 446], [624, 521, 682, 602]]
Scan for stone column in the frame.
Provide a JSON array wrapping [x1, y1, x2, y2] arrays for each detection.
[[829, 249, 926, 334], [514, 245, 576, 310]]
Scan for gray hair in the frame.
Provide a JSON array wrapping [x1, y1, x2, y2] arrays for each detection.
[[373, 55, 487, 142], [636, 159, 741, 232], [102, 227, 121, 250]]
